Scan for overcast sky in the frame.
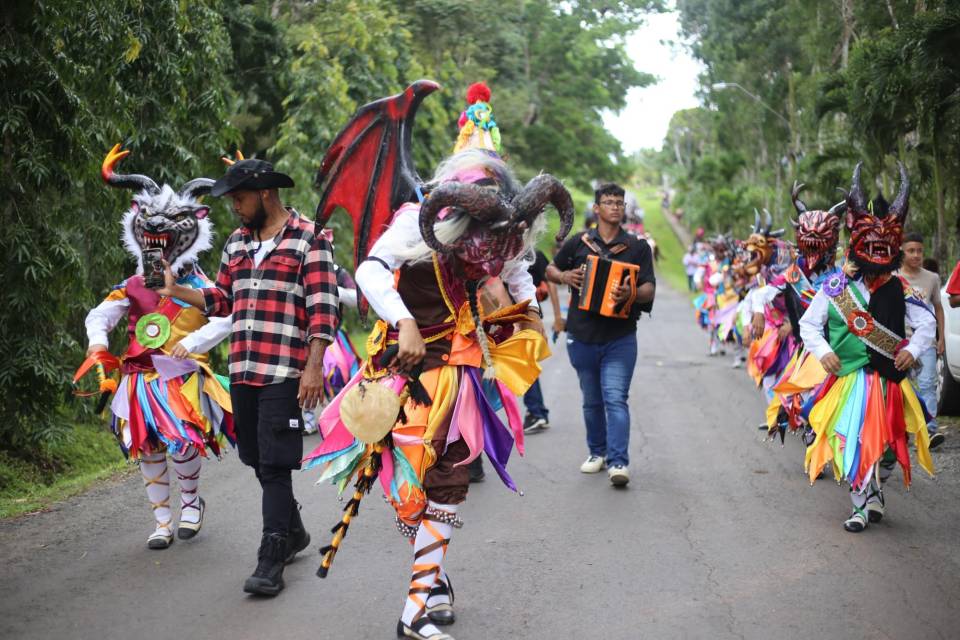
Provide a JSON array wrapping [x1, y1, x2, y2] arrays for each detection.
[[602, 9, 704, 153]]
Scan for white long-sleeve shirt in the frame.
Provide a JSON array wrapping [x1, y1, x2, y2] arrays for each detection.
[[354, 208, 538, 327], [798, 278, 935, 362], [85, 296, 231, 355], [751, 283, 782, 314]]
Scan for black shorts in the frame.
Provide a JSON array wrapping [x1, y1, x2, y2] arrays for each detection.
[[230, 379, 304, 470]]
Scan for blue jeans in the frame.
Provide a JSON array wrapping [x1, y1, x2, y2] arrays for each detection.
[[566, 333, 637, 467], [912, 346, 938, 435], [523, 378, 549, 420]]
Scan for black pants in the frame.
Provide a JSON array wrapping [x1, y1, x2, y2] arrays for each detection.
[[231, 379, 303, 536]]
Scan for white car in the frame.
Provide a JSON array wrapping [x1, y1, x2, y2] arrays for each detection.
[[939, 285, 960, 415]]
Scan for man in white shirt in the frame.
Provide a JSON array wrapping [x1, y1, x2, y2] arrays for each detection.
[[895, 232, 945, 449]]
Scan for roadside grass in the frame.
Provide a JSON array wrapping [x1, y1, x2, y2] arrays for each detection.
[[0, 421, 130, 519], [635, 185, 691, 296]]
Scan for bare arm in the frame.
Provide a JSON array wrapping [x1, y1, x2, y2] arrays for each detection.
[[546, 263, 583, 288], [298, 338, 329, 409], [636, 281, 655, 305]]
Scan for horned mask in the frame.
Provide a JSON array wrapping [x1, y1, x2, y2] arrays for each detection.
[[843, 162, 909, 274], [101, 144, 214, 275], [790, 181, 842, 274]]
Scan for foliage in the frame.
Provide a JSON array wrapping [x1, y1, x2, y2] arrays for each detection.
[[0, 0, 235, 462], [665, 0, 960, 265]]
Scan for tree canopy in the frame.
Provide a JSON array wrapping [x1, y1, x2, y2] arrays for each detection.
[[662, 0, 960, 265]]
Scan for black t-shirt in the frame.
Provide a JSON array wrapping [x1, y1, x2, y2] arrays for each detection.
[[529, 250, 549, 286], [552, 228, 656, 344]]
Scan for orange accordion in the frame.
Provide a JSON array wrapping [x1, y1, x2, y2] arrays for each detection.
[[577, 255, 640, 319]]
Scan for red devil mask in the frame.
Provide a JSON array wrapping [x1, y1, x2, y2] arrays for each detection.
[[790, 181, 842, 275], [844, 162, 909, 274]]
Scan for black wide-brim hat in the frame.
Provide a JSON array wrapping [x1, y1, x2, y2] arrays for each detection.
[[210, 159, 295, 197]]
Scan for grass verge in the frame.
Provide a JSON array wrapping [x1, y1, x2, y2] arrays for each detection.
[[635, 186, 691, 295], [0, 422, 129, 519]]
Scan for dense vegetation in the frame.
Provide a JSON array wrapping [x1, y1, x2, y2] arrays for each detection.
[[0, 1, 659, 479], [661, 0, 960, 267]]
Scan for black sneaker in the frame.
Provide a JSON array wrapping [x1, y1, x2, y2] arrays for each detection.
[[523, 414, 548, 434], [929, 432, 945, 450], [243, 532, 287, 597]]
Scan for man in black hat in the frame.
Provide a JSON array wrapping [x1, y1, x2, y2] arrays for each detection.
[[159, 158, 339, 596]]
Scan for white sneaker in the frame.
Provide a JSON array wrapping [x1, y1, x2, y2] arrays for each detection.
[[580, 455, 605, 473], [608, 465, 629, 486]]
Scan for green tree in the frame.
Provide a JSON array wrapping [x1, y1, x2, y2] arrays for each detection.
[[0, 0, 235, 459]]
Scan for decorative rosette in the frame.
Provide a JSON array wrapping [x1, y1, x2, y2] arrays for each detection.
[[135, 312, 172, 349], [785, 264, 801, 284], [847, 310, 874, 337], [823, 272, 846, 297]]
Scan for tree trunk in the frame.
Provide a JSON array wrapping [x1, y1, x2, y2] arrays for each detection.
[[840, 0, 855, 69], [885, 0, 900, 29], [932, 143, 948, 265]]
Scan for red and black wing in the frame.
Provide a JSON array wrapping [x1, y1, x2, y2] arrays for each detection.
[[315, 80, 440, 321]]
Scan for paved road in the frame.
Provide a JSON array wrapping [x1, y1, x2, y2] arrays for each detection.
[[3, 283, 959, 640]]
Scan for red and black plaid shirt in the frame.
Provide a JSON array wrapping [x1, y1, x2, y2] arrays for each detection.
[[202, 209, 339, 386]]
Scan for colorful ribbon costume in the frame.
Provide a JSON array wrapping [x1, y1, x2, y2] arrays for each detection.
[[82, 145, 233, 548]]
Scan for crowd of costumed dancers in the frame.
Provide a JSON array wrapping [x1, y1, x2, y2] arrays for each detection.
[[688, 163, 940, 533]]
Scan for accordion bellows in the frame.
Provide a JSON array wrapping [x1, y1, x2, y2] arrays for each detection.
[[578, 255, 639, 319]]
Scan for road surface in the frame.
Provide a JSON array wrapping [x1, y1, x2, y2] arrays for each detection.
[[2, 283, 958, 640]]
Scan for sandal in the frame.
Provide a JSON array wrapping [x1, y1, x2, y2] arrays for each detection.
[[396, 618, 455, 640], [426, 573, 455, 625], [147, 522, 175, 549], [178, 497, 205, 540]]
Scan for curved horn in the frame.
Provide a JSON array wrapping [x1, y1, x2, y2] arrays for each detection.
[[890, 161, 910, 221], [763, 208, 773, 235], [790, 217, 799, 228], [828, 200, 845, 217], [509, 174, 575, 243], [101, 144, 160, 194], [753, 209, 761, 234], [418, 182, 511, 253], [790, 181, 808, 214], [846, 162, 867, 212], [180, 178, 215, 201], [222, 149, 245, 166]]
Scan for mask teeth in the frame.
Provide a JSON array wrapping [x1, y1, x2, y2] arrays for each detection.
[[144, 232, 170, 249]]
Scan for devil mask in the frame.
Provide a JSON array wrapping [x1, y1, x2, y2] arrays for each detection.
[[789, 182, 842, 274], [418, 151, 574, 280], [101, 144, 214, 275], [743, 209, 786, 277], [844, 162, 909, 274]]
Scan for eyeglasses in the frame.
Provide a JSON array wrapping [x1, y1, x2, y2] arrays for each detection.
[[599, 200, 625, 208]]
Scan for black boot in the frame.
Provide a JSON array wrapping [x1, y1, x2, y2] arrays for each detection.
[[285, 499, 311, 564], [243, 532, 287, 597]]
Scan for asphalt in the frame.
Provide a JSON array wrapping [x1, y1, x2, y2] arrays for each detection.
[[2, 282, 959, 640]]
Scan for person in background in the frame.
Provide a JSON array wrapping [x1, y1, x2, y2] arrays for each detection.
[[683, 246, 698, 292], [896, 232, 946, 449], [522, 249, 563, 434]]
